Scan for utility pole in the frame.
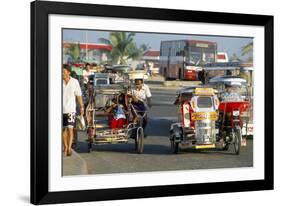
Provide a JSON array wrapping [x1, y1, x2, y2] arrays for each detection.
[[85, 31, 88, 60]]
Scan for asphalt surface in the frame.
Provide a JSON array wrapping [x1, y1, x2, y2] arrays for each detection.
[[73, 86, 253, 175]]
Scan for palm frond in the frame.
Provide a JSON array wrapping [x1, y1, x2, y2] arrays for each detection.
[[241, 42, 253, 56]]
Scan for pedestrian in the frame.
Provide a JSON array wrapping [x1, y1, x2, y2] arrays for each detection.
[[130, 78, 152, 137], [199, 68, 206, 84], [70, 70, 79, 149], [83, 63, 92, 89], [63, 64, 84, 156]]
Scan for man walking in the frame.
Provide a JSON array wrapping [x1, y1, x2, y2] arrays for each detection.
[[63, 64, 84, 156]]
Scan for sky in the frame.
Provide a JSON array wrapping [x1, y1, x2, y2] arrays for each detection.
[[63, 29, 253, 59]]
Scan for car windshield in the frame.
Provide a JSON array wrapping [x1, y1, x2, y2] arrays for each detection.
[[197, 96, 213, 108], [96, 79, 108, 85]]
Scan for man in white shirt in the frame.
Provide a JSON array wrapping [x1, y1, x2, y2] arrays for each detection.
[[131, 79, 152, 107], [131, 79, 152, 136], [83, 63, 92, 86], [63, 64, 84, 156]]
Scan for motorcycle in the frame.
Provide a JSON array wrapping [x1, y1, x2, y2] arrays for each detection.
[[209, 75, 251, 154]]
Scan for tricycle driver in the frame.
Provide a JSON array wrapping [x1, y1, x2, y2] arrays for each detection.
[[129, 79, 152, 137]]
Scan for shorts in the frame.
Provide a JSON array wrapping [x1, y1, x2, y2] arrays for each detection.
[[63, 112, 76, 128], [111, 118, 125, 129]]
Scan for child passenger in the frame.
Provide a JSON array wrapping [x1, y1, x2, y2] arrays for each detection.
[[106, 94, 127, 135]]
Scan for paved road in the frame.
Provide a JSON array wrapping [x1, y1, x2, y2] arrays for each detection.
[[73, 86, 253, 175]]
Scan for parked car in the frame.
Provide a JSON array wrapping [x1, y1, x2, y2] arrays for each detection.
[[88, 73, 110, 86]]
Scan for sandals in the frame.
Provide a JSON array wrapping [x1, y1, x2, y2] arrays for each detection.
[[66, 149, 72, 156]]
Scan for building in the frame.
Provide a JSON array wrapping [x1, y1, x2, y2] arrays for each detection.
[[142, 50, 160, 74], [216, 52, 229, 63], [63, 42, 112, 64]]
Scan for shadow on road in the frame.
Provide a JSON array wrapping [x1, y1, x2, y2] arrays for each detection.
[[146, 119, 171, 137], [75, 141, 244, 156], [75, 141, 171, 155]]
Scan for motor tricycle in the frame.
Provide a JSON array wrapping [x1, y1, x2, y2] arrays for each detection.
[[203, 64, 254, 137], [85, 82, 145, 154], [209, 75, 251, 154], [169, 86, 220, 153]]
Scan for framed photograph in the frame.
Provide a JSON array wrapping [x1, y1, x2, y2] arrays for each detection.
[[31, 0, 274, 204]]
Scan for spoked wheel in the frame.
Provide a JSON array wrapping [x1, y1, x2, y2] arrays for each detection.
[[233, 126, 241, 155], [170, 136, 179, 154], [133, 128, 138, 151], [135, 128, 144, 154]]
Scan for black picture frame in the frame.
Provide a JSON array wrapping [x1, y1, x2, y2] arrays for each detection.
[[31, 0, 274, 204]]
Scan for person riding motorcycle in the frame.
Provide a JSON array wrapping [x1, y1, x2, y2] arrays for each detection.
[[220, 84, 243, 102]]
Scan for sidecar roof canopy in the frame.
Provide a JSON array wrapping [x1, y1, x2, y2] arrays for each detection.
[[209, 76, 247, 86], [94, 84, 128, 94], [177, 86, 201, 94], [177, 86, 217, 95], [127, 70, 146, 80]]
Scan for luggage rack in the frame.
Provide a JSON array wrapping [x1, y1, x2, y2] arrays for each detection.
[[94, 128, 129, 144]]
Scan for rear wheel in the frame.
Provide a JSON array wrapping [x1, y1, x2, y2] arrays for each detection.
[[136, 128, 144, 154], [233, 126, 241, 155]]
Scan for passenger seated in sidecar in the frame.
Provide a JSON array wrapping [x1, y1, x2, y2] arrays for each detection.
[[105, 93, 128, 130]]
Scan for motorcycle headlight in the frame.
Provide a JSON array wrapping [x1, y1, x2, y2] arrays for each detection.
[[233, 110, 240, 116]]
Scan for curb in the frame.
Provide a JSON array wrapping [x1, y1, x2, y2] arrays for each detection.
[[63, 150, 88, 176]]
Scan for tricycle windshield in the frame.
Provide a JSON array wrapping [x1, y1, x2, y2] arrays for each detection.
[[197, 96, 213, 108]]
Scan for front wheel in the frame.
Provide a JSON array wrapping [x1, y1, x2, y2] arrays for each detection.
[[136, 128, 144, 154], [170, 136, 179, 154], [233, 126, 241, 155]]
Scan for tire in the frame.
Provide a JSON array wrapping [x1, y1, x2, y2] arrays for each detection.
[[233, 126, 241, 155], [133, 128, 138, 151], [134, 139, 138, 151], [170, 136, 179, 154], [136, 128, 144, 154]]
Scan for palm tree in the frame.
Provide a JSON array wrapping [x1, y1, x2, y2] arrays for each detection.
[[241, 42, 253, 56], [98, 32, 150, 64], [64, 42, 81, 62]]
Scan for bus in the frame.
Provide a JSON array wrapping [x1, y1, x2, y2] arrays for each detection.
[[159, 40, 217, 80]]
